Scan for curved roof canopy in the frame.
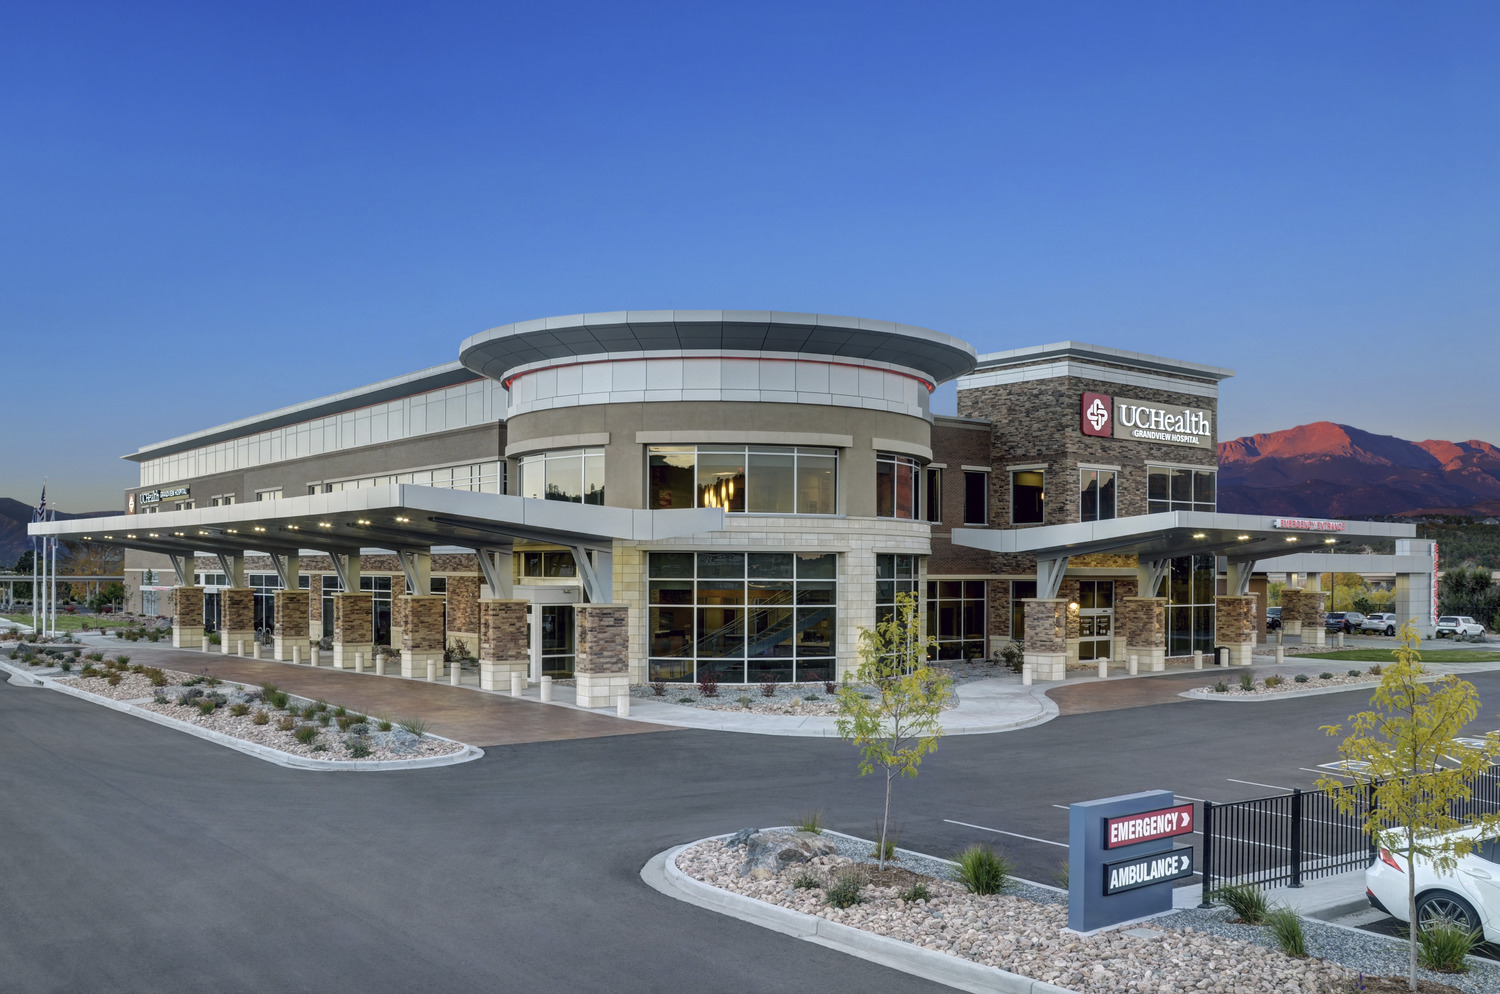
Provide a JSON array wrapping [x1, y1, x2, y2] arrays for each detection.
[[459, 310, 978, 388]]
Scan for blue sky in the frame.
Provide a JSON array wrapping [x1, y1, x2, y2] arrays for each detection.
[[3, 1, 1497, 511]]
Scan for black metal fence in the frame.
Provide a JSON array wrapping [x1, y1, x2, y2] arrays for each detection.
[[1200, 767, 1500, 897]]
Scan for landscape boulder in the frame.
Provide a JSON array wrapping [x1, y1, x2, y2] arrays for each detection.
[[736, 829, 837, 879]]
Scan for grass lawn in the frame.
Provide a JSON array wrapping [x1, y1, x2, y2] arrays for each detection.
[[1297, 648, 1500, 663], [2, 613, 137, 632]]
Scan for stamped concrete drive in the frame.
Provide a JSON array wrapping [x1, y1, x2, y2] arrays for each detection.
[[8, 654, 1500, 993]]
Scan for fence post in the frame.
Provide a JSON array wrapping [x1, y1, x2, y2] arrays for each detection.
[[1289, 788, 1303, 888], [1198, 801, 1214, 907], [1366, 781, 1380, 864]]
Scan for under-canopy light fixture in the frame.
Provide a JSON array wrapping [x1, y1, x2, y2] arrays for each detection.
[[1324, 538, 1337, 544], [1286, 537, 1298, 542], [1192, 532, 1207, 539], [356, 518, 372, 526], [394, 516, 410, 523], [318, 522, 332, 528], [1237, 535, 1250, 540], [253, 526, 266, 532]]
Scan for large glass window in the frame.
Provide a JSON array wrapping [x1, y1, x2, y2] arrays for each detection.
[[646, 445, 837, 515], [324, 462, 504, 495], [249, 573, 281, 632], [925, 469, 942, 523], [1010, 580, 1037, 639], [926, 579, 985, 660], [1080, 469, 1116, 522], [519, 550, 579, 579], [519, 449, 604, 504], [1166, 555, 1216, 655], [876, 452, 921, 519], [1147, 466, 1216, 514], [360, 575, 393, 646], [875, 554, 919, 627], [539, 605, 575, 678], [648, 551, 836, 684], [964, 471, 988, 525], [1011, 470, 1044, 524]]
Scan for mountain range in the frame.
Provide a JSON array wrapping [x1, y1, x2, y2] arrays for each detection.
[[0, 498, 123, 569], [1217, 422, 1500, 519]]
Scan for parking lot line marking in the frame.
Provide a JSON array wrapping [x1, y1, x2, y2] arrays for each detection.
[[1300, 768, 1351, 778], [1174, 795, 1210, 803], [1226, 778, 1293, 792], [1052, 804, 1069, 810], [943, 819, 1069, 849]]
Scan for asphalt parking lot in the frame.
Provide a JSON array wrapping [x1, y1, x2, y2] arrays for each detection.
[[5, 665, 1500, 992]]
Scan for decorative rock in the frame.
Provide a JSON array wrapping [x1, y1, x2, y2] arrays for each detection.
[[726, 827, 758, 848], [737, 829, 837, 878]]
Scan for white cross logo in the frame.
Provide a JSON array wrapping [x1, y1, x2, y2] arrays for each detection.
[[1086, 397, 1110, 432]]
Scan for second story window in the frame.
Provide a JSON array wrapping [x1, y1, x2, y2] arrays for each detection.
[[647, 445, 837, 514], [1011, 470, 1044, 524], [520, 448, 605, 504], [1147, 466, 1216, 513], [876, 452, 921, 519], [1080, 469, 1116, 522], [963, 471, 988, 525], [925, 468, 942, 523]]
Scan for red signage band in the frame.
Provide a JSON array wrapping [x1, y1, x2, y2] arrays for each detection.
[[1104, 803, 1195, 849], [1081, 392, 1112, 437], [1270, 518, 1347, 532]]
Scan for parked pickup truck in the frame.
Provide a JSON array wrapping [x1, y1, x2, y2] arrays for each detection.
[[1435, 616, 1487, 638], [1359, 613, 1399, 636]]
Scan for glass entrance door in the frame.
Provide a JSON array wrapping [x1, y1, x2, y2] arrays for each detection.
[[1077, 580, 1114, 660]]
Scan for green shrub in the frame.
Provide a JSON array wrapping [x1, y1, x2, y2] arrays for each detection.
[[146, 667, 168, 687], [317, 712, 331, 726], [1264, 905, 1306, 958], [276, 715, 296, 732], [794, 809, 824, 834], [301, 704, 318, 719], [677, 696, 694, 704], [898, 881, 932, 902], [347, 738, 373, 759], [197, 698, 218, 715], [208, 632, 221, 645], [106, 673, 122, 686], [1238, 671, 1254, 691], [791, 870, 821, 889], [954, 844, 1009, 895], [114, 655, 130, 667], [824, 868, 866, 908], [252, 709, 270, 725], [1417, 920, 1480, 973], [314, 700, 329, 713], [293, 724, 320, 745], [1319, 672, 1334, 680], [398, 716, 430, 737], [1262, 675, 1282, 688], [228, 702, 250, 717], [1210, 883, 1268, 924], [269, 691, 290, 710], [1368, 663, 1382, 675], [737, 694, 753, 709], [1213, 681, 1228, 693], [1057, 859, 1070, 889], [60, 660, 72, 672], [1348, 669, 1362, 677], [870, 824, 902, 862], [312, 743, 328, 752], [332, 705, 346, 717], [1294, 673, 1310, 683], [376, 716, 393, 732]]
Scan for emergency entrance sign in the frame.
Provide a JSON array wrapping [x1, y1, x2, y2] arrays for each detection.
[[1104, 803, 1194, 849]]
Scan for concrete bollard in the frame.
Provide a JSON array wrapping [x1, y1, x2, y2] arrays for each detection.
[[1097, 659, 1108, 679], [617, 693, 630, 717], [426, 659, 438, 682], [1128, 654, 1139, 676], [1192, 650, 1203, 670], [237, 639, 245, 656], [375, 654, 385, 676], [201, 636, 210, 653], [450, 662, 461, 687], [252, 642, 262, 660], [1275, 645, 1285, 665], [1276, 629, 1284, 645], [1337, 631, 1345, 648], [540, 675, 552, 702], [292, 645, 301, 665], [310, 647, 320, 667], [354, 652, 365, 674], [510, 672, 524, 697], [1021, 663, 1032, 686]]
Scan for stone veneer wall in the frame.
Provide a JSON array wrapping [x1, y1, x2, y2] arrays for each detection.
[[333, 593, 373, 644], [446, 574, 480, 645], [1280, 588, 1326, 630], [171, 587, 204, 629], [221, 588, 254, 633], [1216, 596, 1255, 645], [1123, 597, 1167, 648], [274, 590, 309, 638], [478, 600, 528, 661], [1022, 599, 1067, 652], [576, 604, 628, 675], [613, 516, 932, 685], [401, 595, 446, 652]]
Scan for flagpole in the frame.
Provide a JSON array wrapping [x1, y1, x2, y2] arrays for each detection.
[[50, 523, 58, 636], [31, 527, 38, 634]]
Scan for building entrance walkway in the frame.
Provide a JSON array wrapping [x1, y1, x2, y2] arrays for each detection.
[[78, 639, 673, 747]]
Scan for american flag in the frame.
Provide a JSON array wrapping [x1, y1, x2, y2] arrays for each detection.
[[31, 483, 46, 548]]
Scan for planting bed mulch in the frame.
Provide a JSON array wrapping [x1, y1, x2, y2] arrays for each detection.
[[1187, 668, 1383, 698], [631, 661, 1010, 715]]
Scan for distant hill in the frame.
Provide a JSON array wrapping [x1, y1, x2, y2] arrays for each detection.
[[0, 498, 123, 569], [1217, 423, 1500, 519]]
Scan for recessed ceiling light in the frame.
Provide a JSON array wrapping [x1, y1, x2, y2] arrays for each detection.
[[1192, 532, 1206, 539]]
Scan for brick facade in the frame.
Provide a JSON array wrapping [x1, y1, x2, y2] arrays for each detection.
[[575, 603, 629, 707], [478, 599, 529, 689]]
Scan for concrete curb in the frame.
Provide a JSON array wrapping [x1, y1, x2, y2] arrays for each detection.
[[1179, 672, 1444, 703], [642, 837, 1081, 994], [0, 660, 484, 772]]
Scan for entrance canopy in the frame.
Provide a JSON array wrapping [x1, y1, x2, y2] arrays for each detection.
[[953, 511, 1418, 599], [30, 485, 726, 603]]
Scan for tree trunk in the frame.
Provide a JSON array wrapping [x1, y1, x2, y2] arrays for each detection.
[[1408, 838, 1417, 993], [881, 771, 893, 870]]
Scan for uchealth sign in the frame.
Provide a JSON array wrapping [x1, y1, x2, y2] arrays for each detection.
[[1104, 803, 1194, 849], [1080, 392, 1214, 450], [1270, 517, 1347, 532], [1103, 848, 1196, 895]]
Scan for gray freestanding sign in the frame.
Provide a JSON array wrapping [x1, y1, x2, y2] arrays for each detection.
[[1068, 789, 1196, 931]]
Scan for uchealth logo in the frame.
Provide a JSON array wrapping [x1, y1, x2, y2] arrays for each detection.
[[1081, 392, 1112, 437]]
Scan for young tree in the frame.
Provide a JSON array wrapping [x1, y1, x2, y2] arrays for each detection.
[[836, 591, 952, 869], [1318, 622, 1500, 991]]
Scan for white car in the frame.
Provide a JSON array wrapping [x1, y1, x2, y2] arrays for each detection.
[[1366, 826, 1500, 940], [1435, 616, 1486, 639], [1360, 613, 1399, 636]]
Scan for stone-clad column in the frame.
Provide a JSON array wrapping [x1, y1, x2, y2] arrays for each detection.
[[400, 594, 447, 678], [332, 593, 373, 669], [273, 589, 311, 661], [171, 586, 203, 649], [478, 599, 529, 690], [1215, 595, 1255, 666], [1300, 589, 1327, 647], [1022, 598, 1068, 681], [575, 603, 629, 707], [220, 588, 254, 655], [1123, 596, 1167, 671]]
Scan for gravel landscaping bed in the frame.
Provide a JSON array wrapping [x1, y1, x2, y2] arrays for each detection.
[[677, 836, 1353, 993], [629, 662, 1009, 715], [1187, 669, 1382, 698]]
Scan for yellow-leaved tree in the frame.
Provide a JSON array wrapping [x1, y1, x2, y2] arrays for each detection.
[[1318, 622, 1500, 991], [836, 591, 952, 870]]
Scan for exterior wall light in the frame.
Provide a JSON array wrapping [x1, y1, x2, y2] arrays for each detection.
[[1068, 601, 1080, 612]]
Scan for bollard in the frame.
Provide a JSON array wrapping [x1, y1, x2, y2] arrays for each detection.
[[1128, 654, 1139, 676], [510, 672, 524, 697], [1021, 663, 1032, 686], [1337, 631, 1345, 648], [1097, 659, 1108, 679], [1276, 628, 1284, 645], [540, 675, 552, 702], [292, 645, 301, 665], [252, 642, 262, 660], [426, 659, 438, 682], [310, 647, 320, 667], [1275, 645, 1285, 665], [201, 636, 210, 653], [375, 653, 385, 676], [354, 652, 365, 674], [617, 693, 630, 718], [1192, 649, 1203, 670], [237, 639, 245, 656], [450, 662, 460, 687]]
